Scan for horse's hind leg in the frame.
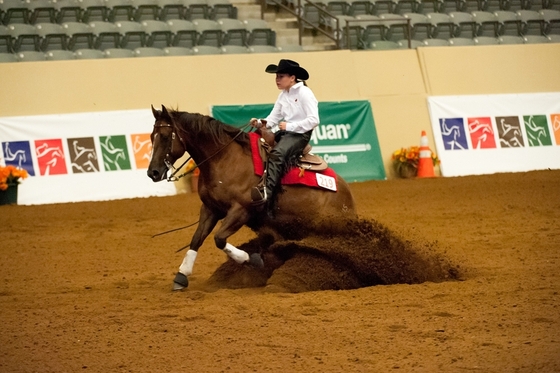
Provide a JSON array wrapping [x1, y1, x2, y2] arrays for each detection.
[[174, 204, 219, 291]]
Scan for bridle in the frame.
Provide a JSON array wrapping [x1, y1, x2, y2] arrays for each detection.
[[153, 120, 253, 182], [153, 121, 191, 182]]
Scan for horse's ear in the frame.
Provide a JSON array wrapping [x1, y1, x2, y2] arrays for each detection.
[[151, 105, 160, 120], [161, 105, 171, 121]]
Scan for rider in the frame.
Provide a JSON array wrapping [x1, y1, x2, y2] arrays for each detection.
[[250, 59, 320, 211]]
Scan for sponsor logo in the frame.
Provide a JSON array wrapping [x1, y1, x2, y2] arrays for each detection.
[[2, 134, 151, 178], [438, 114, 559, 150]]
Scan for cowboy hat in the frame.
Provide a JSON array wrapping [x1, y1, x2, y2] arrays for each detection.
[[265, 59, 309, 80]]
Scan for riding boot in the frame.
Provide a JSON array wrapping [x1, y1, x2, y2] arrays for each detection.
[[251, 151, 282, 199]]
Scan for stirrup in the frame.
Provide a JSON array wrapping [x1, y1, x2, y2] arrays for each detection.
[[251, 187, 266, 206]]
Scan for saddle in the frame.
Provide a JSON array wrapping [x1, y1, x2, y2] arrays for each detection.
[[255, 125, 328, 174]]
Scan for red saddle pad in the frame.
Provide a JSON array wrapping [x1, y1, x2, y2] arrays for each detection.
[[249, 132, 337, 190]]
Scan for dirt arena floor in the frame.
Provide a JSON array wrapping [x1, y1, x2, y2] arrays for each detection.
[[1, 169, 559, 372]]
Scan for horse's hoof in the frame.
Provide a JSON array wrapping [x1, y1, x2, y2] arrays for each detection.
[[172, 272, 188, 291], [248, 253, 264, 269]]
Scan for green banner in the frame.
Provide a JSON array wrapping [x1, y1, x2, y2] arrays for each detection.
[[211, 100, 386, 182]]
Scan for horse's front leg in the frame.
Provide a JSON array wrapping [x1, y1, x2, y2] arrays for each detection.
[[214, 205, 264, 268], [174, 203, 219, 291]]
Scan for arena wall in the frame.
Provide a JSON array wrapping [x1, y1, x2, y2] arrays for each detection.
[[1, 43, 559, 178]]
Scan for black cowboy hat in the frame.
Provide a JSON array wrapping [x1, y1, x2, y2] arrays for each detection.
[[265, 59, 309, 80]]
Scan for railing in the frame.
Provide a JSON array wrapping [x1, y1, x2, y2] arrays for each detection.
[[260, 0, 414, 50], [261, 0, 343, 48]]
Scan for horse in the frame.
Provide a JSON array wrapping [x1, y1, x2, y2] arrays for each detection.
[[147, 105, 357, 290]]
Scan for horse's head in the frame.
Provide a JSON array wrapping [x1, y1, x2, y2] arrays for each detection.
[[147, 105, 186, 182]]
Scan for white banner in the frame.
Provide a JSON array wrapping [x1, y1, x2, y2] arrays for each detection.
[[0, 109, 177, 205], [427, 93, 560, 177]]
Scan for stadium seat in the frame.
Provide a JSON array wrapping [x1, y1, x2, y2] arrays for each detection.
[[157, 0, 184, 21], [132, 0, 159, 21], [74, 47, 104, 58], [167, 18, 196, 47], [1, 0, 29, 24], [494, 10, 521, 35], [449, 11, 477, 37], [397, 38, 424, 47], [8, 23, 41, 51], [35, 22, 67, 51], [55, 0, 82, 23], [133, 46, 164, 56], [182, 0, 209, 20], [482, 0, 502, 11], [192, 44, 221, 54], [474, 35, 500, 43], [356, 14, 384, 46], [79, 0, 108, 22], [106, 0, 134, 21], [523, 34, 549, 41], [369, 40, 400, 49], [115, 20, 147, 49], [88, 20, 120, 49], [373, 0, 394, 14], [438, 0, 462, 12], [498, 33, 523, 42], [220, 44, 248, 53], [45, 49, 76, 59], [0, 51, 17, 62], [0, 24, 12, 52], [403, 12, 431, 40], [217, 17, 247, 46], [27, 0, 57, 24], [394, 0, 422, 14], [302, 1, 326, 30], [472, 11, 499, 36], [16, 50, 46, 61], [448, 36, 476, 44], [380, 13, 409, 42], [142, 19, 172, 47], [162, 45, 193, 54], [423, 37, 450, 45], [243, 18, 275, 46], [547, 33, 560, 41], [426, 12, 454, 39], [348, 0, 375, 16], [459, 0, 486, 12], [192, 18, 221, 46], [63, 21, 94, 50], [207, 0, 237, 20], [103, 47, 134, 57], [517, 9, 544, 35], [540, 9, 560, 35]]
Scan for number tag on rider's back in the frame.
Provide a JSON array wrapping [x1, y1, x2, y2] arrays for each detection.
[[316, 173, 337, 191]]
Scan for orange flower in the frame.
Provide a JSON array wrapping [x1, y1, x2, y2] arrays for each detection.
[[0, 165, 28, 189]]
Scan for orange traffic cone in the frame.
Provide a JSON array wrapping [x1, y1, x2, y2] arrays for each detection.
[[417, 130, 435, 178]]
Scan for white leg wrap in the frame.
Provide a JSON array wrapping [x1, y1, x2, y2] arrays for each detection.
[[179, 249, 198, 276], [223, 243, 249, 264]]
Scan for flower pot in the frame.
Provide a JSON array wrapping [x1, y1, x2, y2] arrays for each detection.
[[396, 164, 417, 179], [0, 183, 18, 205]]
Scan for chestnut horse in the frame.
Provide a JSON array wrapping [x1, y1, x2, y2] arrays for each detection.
[[147, 105, 357, 290]]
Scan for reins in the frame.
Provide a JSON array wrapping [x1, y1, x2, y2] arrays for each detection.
[[162, 120, 253, 182]]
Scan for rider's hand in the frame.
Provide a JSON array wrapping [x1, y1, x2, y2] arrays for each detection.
[[250, 118, 262, 128]]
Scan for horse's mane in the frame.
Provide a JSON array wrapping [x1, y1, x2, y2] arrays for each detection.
[[170, 109, 250, 147]]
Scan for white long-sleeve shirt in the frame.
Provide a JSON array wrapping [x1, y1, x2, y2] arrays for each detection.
[[265, 82, 319, 134]]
